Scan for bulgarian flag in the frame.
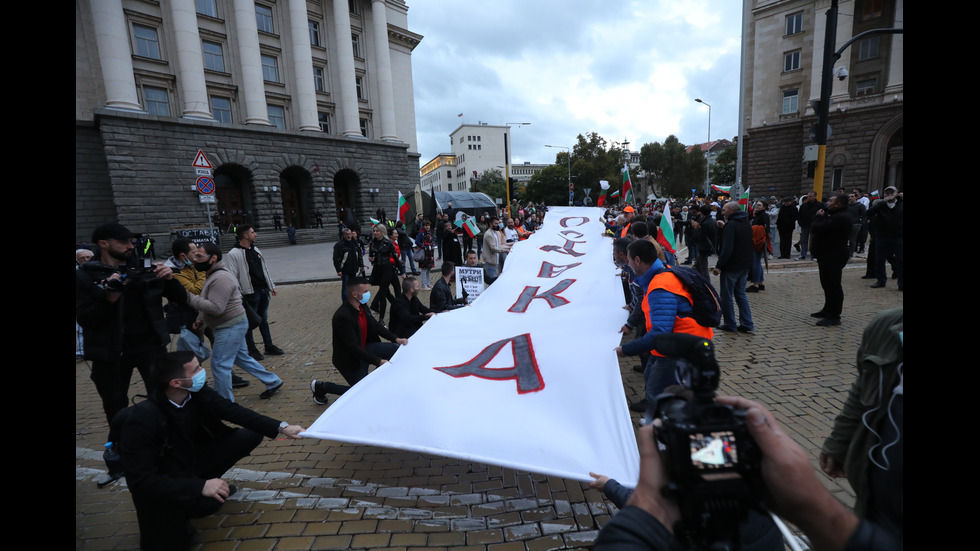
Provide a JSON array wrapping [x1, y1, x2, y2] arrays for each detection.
[[870, 190, 880, 199], [610, 190, 621, 199], [597, 180, 610, 207], [397, 191, 410, 223], [455, 217, 480, 238], [738, 186, 751, 211], [712, 184, 732, 193], [659, 200, 674, 246], [622, 162, 635, 205], [370, 217, 380, 225]]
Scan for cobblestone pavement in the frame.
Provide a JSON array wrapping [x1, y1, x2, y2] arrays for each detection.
[[76, 252, 903, 550]]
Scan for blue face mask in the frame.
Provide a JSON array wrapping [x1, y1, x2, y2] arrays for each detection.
[[359, 290, 371, 304], [179, 369, 207, 392]]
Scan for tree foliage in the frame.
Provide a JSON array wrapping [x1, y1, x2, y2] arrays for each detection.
[[471, 168, 507, 203], [639, 135, 706, 198], [709, 140, 737, 189], [526, 132, 628, 206], [524, 164, 570, 205]]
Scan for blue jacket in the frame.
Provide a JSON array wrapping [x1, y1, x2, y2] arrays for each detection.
[[621, 259, 696, 356]]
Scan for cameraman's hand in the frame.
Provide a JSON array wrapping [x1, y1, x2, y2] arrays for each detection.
[[716, 396, 858, 551], [624, 424, 679, 534], [153, 263, 174, 280]]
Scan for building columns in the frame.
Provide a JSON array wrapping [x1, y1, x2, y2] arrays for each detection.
[[332, 0, 363, 137], [88, 0, 142, 112], [288, 0, 321, 131], [170, 0, 213, 119], [233, 0, 271, 125], [371, 0, 397, 142]]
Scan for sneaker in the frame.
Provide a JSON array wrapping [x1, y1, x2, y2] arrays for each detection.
[[810, 311, 828, 318], [758, 284, 765, 291], [717, 325, 737, 332], [737, 325, 754, 333], [259, 381, 283, 399], [746, 285, 759, 293], [311, 379, 329, 405], [232, 374, 250, 388], [248, 348, 264, 361], [816, 317, 841, 327], [870, 282, 886, 289], [265, 345, 285, 356]]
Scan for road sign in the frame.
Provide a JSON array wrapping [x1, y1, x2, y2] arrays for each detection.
[[192, 150, 213, 169], [199, 194, 216, 204], [196, 168, 212, 176], [197, 176, 215, 195]]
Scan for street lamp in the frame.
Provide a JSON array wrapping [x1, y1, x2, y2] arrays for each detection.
[[504, 122, 531, 218], [545, 145, 571, 206], [695, 98, 711, 194]]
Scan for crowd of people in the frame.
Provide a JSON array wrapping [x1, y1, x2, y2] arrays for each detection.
[[76, 189, 901, 550]]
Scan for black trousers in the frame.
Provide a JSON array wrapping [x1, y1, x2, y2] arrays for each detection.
[[817, 257, 846, 318], [133, 427, 264, 550], [90, 346, 163, 442]]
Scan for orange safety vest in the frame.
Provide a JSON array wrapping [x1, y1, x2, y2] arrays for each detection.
[[619, 222, 631, 238], [640, 270, 713, 356]]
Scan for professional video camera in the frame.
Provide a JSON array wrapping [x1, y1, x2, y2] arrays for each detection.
[[647, 333, 764, 550], [83, 237, 159, 292]]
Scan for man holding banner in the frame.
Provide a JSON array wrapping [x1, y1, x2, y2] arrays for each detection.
[[615, 239, 713, 411], [311, 277, 407, 404]]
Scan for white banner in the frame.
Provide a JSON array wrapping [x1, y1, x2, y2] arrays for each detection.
[[455, 266, 485, 304], [303, 207, 639, 484]]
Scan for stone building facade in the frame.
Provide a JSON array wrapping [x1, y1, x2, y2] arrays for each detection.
[[742, 0, 903, 200], [76, 0, 422, 244]]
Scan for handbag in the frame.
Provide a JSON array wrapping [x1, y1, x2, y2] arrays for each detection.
[[177, 326, 211, 362], [413, 247, 425, 262]]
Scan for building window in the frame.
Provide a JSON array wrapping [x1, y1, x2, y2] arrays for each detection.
[[261, 55, 279, 82], [447, 170, 452, 179], [144, 86, 170, 116], [202, 41, 225, 72], [211, 96, 232, 123], [783, 50, 801, 72], [349, 0, 360, 15], [782, 89, 799, 114], [318, 112, 331, 133], [197, 0, 218, 17], [861, 0, 883, 20], [255, 4, 274, 33], [355, 76, 364, 100], [448, 183, 453, 191], [785, 12, 803, 35], [858, 37, 879, 60], [313, 66, 326, 92], [832, 167, 845, 189], [309, 20, 322, 47], [133, 24, 161, 59], [351, 34, 361, 58], [268, 105, 285, 128], [856, 77, 878, 96], [360, 116, 370, 138]]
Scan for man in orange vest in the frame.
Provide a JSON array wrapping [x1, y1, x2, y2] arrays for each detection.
[[615, 239, 713, 412], [618, 205, 636, 237]]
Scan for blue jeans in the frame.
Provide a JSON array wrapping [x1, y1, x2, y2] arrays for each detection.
[[244, 288, 274, 351], [212, 317, 282, 401], [719, 269, 754, 330], [750, 251, 764, 284], [799, 225, 812, 258], [644, 356, 680, 406], [401, 248, 417, 273]]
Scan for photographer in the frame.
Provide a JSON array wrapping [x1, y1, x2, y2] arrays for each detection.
[[75, 223, 188, 467], [594, 396, 900, 551]]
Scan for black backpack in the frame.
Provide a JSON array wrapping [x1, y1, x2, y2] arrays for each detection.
[[663, 265, 722, 328]]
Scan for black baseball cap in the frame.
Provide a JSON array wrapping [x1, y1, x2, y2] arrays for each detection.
[[92, 223, 134, 242]]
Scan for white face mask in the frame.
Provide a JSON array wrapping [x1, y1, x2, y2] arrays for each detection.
[[359, 290, 371, 304]]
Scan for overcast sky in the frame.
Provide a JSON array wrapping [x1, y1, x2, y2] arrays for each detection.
[[408, 1, 745, 169]]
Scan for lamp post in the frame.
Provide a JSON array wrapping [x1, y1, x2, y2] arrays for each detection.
[[504, 122, 531, 218], [545, 144, 571, 206], [695, 98, 711, 194]]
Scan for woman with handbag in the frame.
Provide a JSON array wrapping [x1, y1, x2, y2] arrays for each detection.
[[368, 224, 403, 321], [187, 242, 283, 402]]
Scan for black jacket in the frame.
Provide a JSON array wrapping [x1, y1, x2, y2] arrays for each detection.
[[811, 207, 852, 262], [120, 387, 279, 503], [715, 211, 753, 273], [331, 301, 399, 368], [76, 262, 188, 362], [430, 277, 465, 312], [333, 238, 363, 275], [389, 293, 431, 338]]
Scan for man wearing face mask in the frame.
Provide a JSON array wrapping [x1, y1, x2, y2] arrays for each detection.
[[120, 350, 304, 550], [310, 277, 408, 404]]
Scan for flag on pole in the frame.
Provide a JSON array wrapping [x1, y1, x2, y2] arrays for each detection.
[[397, 191, 410, 223], [622, 162, 635, 205], [610, 190, 621, 198], [738, 187, 751, 211], [597, 180, 610, 207], [458, 113, 463, 117], [712, 184, 732, 193], [660, 200, 674, 246], [370, 217, 380, 225], [303, 207, 640, 484], [456, 217, 480, 238], [870, 190, 880, 199]]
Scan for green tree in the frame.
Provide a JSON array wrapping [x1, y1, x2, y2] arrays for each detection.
[[639, 135, 706, 198], [709, 139, 737, 190], [524, 164, 569, 205], [471, 168, 507, 203]]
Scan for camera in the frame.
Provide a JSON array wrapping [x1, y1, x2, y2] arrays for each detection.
[[646, 334, 763, 550]]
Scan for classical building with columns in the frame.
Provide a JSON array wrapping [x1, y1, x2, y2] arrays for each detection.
[[742, 0, 902, 199], [76, 0, 422, 244]]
